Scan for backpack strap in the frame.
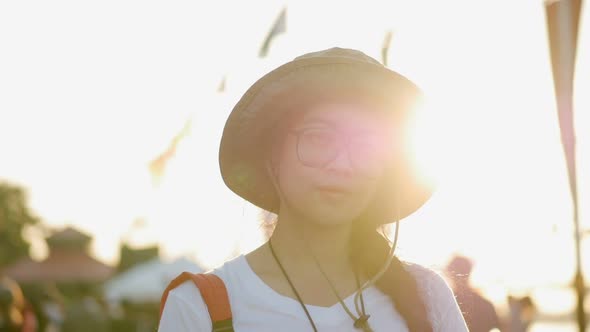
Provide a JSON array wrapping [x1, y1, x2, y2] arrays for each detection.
[[160, 272, 234, 332]]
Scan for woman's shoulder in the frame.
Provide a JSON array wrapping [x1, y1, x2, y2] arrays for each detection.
[[401, 261, 455, 305], [403, 261, 448, 288], [159, 274, 210, 331], [401, 260, 468, 331], [167, 254, 246, 298], [159, 255, 247, 331]]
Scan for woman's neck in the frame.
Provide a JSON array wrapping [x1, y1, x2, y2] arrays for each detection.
[[269, 208, 355, 274], [245, 208, 365, 308]]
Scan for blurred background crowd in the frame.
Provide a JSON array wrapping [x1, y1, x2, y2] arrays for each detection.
[[0, 184, 203, 331]]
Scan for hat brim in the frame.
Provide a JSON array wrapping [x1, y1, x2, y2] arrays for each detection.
[[219, 55, 434, 224]]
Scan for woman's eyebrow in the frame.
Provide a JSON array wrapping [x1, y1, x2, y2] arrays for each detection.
[[298, 117, 334, 128]]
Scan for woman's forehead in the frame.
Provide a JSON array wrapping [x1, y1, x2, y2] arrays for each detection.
[[297, 102, 390, 131]]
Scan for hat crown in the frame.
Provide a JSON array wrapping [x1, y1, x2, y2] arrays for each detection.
[[220, 47, 432, 224], [294, 47, 382, 66]]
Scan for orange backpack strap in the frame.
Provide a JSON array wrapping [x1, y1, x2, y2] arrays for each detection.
[[160, 272, 234, 332]]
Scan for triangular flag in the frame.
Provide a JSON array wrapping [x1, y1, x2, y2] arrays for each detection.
[[259, 8, 287, 58], [217, 76, 226, 93], [381, 30, 393, 66], [148, 118, 192, 186]]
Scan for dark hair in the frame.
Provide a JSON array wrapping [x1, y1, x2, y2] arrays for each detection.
[[350, 220, 433, 332]]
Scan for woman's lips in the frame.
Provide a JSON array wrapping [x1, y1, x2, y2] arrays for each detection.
[[315, 185, 352, 199], [316, 185, 350, 193]]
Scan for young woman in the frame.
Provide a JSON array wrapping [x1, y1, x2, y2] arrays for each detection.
[[159, 47, 468, 332]]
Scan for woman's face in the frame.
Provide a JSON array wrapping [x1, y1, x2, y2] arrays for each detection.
[[272, 102, 394, 226]]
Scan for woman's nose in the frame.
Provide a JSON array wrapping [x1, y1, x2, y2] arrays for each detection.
[[323, 146, 354, 174]]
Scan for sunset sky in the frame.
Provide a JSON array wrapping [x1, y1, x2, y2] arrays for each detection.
[[1, 0, 588, 320]]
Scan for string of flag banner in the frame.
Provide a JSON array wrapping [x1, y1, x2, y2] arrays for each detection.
[[148, 7, 394, 186]]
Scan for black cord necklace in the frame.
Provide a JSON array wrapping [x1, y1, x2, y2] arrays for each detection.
[[267, 239, 372, 331], [309, 248, 372, 332]]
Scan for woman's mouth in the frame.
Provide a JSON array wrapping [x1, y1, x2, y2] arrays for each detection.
[[315, 185, 352, 199]]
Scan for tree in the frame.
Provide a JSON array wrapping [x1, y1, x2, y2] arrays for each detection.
[[0, 182, 40, 267]]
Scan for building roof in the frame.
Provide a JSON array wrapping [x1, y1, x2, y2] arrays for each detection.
[[46, 226, 92, 249], [2, 249, 114, 283]]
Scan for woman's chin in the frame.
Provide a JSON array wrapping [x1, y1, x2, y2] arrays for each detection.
[[306, 207, 364, 228]]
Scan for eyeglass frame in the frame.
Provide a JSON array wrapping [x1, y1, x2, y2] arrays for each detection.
[[288, 127, 393, 173]]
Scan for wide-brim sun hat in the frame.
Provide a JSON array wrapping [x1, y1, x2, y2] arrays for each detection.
[[219, 47, 434, 224]]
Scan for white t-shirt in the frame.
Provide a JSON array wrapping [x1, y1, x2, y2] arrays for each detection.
[[159, 255, 468, 332]]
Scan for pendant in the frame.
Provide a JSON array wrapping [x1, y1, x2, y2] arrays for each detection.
[[354, 314, 373, 332]]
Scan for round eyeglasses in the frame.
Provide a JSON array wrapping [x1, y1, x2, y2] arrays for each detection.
[[291, 127, 391, 174]]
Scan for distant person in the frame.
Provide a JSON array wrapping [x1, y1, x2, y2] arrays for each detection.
[[159, 47, 468, 331], [446, 255, 501, 332], [62, 296, 109, 332], [0, 276, 37, 332], [507, 295, 535, 332], [40, 284, 64, 332], [20, 302, 36, 332], [0, 277, 22, 332]]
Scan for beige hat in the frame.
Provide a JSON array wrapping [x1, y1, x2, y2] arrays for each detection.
[[219, 47, 433, 224]]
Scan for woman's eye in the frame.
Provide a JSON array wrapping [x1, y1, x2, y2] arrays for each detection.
[[351, 135, 384, 155], [309, 133, 330, 144], [304, 130, 334, 146]]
